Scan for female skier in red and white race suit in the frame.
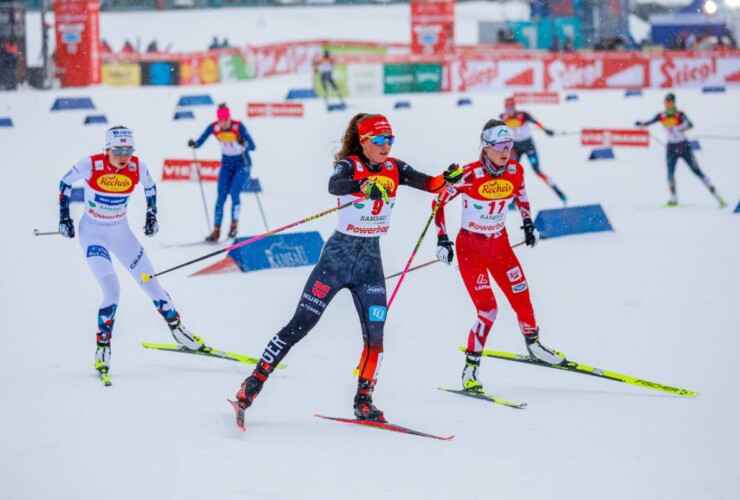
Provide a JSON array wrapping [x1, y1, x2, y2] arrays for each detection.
[[58, 126, 206, 380], [433, 119, 565, 393]]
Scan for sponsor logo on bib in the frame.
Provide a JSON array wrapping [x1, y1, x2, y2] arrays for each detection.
[[367, 175, 396, 194], [478, 179, 514, 200], [96, 174, 132, 192]]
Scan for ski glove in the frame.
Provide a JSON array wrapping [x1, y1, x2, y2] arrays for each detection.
[[144, 210, 159, 237], [521, 218, 539, 248], [187, 139, 196, 148], [59, 217, 75, 239], [443, 163, 464, 184], [360, 180, 389, 203], [237, 136, 247, 146], [634, 121, 644, 127], [545, 129, 555, 137], [436, 234, 454, 265]]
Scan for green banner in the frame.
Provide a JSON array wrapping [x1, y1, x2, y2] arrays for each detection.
[[383, 63, 442, 94]]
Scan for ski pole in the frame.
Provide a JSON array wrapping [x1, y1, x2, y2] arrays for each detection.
[[387, 198, 444, 309], [384, 240, 526, 281], [141, 197, 365, 283], [242, 151, 269, 231], [191, 148, 212, 234], [33, 229, 60, 236]]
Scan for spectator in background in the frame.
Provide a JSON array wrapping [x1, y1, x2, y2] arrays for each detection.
[[146, 40, 159, 53], [549, 36, 561, 52], [563, 35, 574, 52], [1, 39, 19, 90], [221, 38, 230, 48], [209, 36, 221, 50], [121, 40, 136, 54]]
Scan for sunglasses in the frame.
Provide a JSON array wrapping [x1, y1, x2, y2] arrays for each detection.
[[366, 135, 395, 146], [111, 147, 135, 156], [483, 140, 513, 152]]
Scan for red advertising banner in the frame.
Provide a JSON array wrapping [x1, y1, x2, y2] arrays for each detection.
[[544, 53, 649, 90], [581, 129, 650, 147], [53, 0, 101, 87], [410, 0, 455, 56], [247, 102, 304, 118], [162, 159, 221, 182], [512, 91, 559, 104]]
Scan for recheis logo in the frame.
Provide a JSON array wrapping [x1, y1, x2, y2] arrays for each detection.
[[366, 175, 396, 194], [478, 179, 514, 200], [96, 174, 132, 193]]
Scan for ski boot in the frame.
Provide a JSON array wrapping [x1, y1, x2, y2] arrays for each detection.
[[205, 226, 220, 243], [95, 341, 111, 373], [525, 333, 566, 365], [235, 361, 275, 410], [228, 221, 238, 238], [667, 193, 678, 206], [353, 378, 386, 422], [167, 319, 205, 351], [462, 352, 484, 393]]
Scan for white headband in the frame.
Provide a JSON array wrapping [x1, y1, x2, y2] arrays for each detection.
[[481, 125, 513, 144], [105, 128, 135, 149]]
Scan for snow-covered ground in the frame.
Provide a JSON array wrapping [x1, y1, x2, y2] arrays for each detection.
[[3, 4, 740, 500]]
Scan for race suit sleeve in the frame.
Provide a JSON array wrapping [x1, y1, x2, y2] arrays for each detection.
[[397, 159, 447, 193], [642, 113, 661, 126], [514, 168, 533, 221], [328, 158, 360, 196], [139, 161, 157, 211], [59, 157, 92, 218], [193, 124, 214, 149], [238, 122, 256, 151]]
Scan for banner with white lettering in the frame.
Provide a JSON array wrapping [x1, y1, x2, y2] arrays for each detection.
[[161, 159, 221, 181]]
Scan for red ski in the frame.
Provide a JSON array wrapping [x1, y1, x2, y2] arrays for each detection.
[[314, 414, 454, 441], [227, 399, 246, 432]]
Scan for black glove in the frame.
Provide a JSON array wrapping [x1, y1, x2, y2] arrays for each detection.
[[443, 163, 463, 184], [634, 121, 644, 127], [545, 129, 555, 137], [188, 139, 196, 148], [59, 216, 75, 239], [144, 210, 159, 237], [521, 217, 539, 248], [237, 136, 246, 146], [436, 234, 454, 265]]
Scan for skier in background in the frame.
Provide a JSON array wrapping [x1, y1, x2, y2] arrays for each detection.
[[635, 93, 727, 208], [434, 119, 565, 394], [58, 126, 206, 382], [500, 96, 567, 205], [315, 49, 344, 108], [188, 103, 256, 242], [232, 113, 463, 423]]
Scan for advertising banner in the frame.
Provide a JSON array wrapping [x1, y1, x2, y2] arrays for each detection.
[[451, 58, 543, 92], [251, 43, 321, 78], [545, 53, 649, 89], [247, 103, 304, 118], [179, 54, 220, 85], [581, 129, 649, 147], [219, 52, 254, 82], [347, 63, 384, 97], [140, 61, 179, 86], [162, 159, 220, 182], [410, 0, 455, 55], [512, 91, 559, 104], [102, 62, 141, 86], [649, 54, 740, 88], [53, 0, 101, 87], [383, 63, 442, 94]]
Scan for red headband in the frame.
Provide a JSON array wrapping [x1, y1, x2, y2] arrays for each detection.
[[357, 115, 392, 139]]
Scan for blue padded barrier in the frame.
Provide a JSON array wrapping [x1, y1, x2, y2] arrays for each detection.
[[51, 97, 95, 111], [177, 95, 213, 107], [535, 204, 614, 239]]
